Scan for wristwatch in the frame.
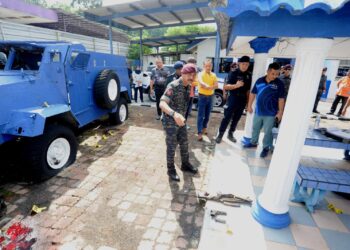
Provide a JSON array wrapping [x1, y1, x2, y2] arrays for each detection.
[[169, 110, 175, 117]]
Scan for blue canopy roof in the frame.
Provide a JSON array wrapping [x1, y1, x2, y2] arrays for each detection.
[[212, 0, 350, 17], [210, 0, 350, 51]]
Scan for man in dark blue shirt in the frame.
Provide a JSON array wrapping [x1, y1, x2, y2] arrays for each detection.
[[216, 56, 252, 143], [245, 62, 285, 158]]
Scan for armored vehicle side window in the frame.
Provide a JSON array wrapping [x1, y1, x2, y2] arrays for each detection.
[[70, 52, 90, 70], [11, 48, 43, 71], [50, 52, 61, 63]]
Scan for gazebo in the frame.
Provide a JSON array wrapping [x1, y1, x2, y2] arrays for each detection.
[[210, 0, 350, 228]]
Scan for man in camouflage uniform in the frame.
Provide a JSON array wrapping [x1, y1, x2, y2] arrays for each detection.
[[160, 64, 198, 181], [151, 58, 170, 120]]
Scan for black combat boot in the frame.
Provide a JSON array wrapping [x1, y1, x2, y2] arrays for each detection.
[[215, 132, 224, 144], [181, 162, 198, 174], [167, 166, 180, 182], [227, 131, 237, 143]]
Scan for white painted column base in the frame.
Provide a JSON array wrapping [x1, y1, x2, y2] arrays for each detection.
[[253, 38, 333, 228]]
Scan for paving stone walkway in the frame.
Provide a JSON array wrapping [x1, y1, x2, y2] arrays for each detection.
[[0, 105, 228, 250]]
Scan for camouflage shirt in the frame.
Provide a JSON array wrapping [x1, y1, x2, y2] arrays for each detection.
[[161, 78, 190, 125], [151, 67, 170, 88]]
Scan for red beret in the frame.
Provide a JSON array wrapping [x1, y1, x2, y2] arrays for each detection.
[[181, 63, 197, 74]]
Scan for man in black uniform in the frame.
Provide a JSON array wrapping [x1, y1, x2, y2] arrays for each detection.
[[216, 56, 252, 143], [151, 58, 170, 120], [166, 61, 183, 86], [160, 64, 198, 181]]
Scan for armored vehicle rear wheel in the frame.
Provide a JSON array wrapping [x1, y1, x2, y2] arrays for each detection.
[[22, 124, 77, 182], [94, 70, 120, 109], [109, 98, 128, 125]]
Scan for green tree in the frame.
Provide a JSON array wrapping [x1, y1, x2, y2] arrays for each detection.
[[165, 25, 215, 36], [70, 0, 102, 9], [127, 44, 153, 60]]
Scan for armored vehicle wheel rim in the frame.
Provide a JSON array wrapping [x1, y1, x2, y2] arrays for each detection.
[[214, 94, 223, 107], [119, 104, 127, 122], [108, 79, 118, 101], [47, 138, 71, 169]]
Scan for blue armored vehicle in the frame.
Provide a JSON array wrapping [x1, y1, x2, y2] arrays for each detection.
[[0, 41, 131, 181]]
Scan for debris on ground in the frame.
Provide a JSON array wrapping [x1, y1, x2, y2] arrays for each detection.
[[328, 203, 343, 214], [0, 222, 36, 249], [30, 205, 47, 215]]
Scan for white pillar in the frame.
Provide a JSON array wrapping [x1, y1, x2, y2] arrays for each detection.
[[243, 53, 269, 141], [242, 38, 277, 146], [253, 38, 333, 228]]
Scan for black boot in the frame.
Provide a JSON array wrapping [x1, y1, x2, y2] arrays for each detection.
[[215, 132, 224, 144], [227, 131, 237, 143], [181, 162, 198, 174], [167, 167, 180, 182]]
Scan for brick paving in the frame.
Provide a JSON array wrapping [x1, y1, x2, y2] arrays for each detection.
[[0, 105, 231, 250]]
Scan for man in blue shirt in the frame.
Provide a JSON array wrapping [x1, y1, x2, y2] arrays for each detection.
[[245, 62, 285, 158]]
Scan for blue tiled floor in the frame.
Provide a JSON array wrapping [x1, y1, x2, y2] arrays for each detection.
[[249, 166, 269, 176], [263, 226, 296, 245], [289, 205, 317, 226], [320, 228, 350, 250], [337, 213, 350, 232]]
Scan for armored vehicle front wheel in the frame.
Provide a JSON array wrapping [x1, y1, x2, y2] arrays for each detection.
[[22, 124, 77, 182], [109, 98, 128, 125]]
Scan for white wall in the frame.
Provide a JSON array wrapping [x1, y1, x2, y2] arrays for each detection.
[[326, 60, 341, 100], [0, 20, 129, 56], [195, 38, 231, 66]]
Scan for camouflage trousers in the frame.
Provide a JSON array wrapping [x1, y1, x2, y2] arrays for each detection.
[[163, 124, 189, 169]]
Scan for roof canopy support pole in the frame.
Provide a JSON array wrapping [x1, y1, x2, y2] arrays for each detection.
[[242, 37, 277, 146], [252, 38, 333, 229], [176, 44, 179, 60], [139, 29, 143, 69], [214, 32, 220, 74], [108, 19, 113, 54]]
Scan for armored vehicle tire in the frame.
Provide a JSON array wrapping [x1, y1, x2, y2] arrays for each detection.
[[94, 70, 120, 109], [109, 98, 128, 125], [22, 124, 77, 182], [148, 89, 156, 102]]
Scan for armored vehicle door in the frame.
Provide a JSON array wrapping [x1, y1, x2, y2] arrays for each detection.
[[65, 50, 91, 115]]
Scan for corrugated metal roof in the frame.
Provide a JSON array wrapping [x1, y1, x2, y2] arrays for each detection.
[[84, 0, 215, 30], [130, 32, 216, 47], [32, 9, 129, 44]]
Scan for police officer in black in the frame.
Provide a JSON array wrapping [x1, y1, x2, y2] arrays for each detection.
[[160, 64, 198, 181], [166, 61, 184, 86], [216, 56, 252, 143]]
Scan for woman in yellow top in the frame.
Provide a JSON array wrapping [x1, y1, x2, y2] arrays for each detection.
[[328, 70, 350, 116], [197, 59, 218, 141]]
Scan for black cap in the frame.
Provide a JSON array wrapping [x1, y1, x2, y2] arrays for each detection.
[[238, 56, 250, 63]]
